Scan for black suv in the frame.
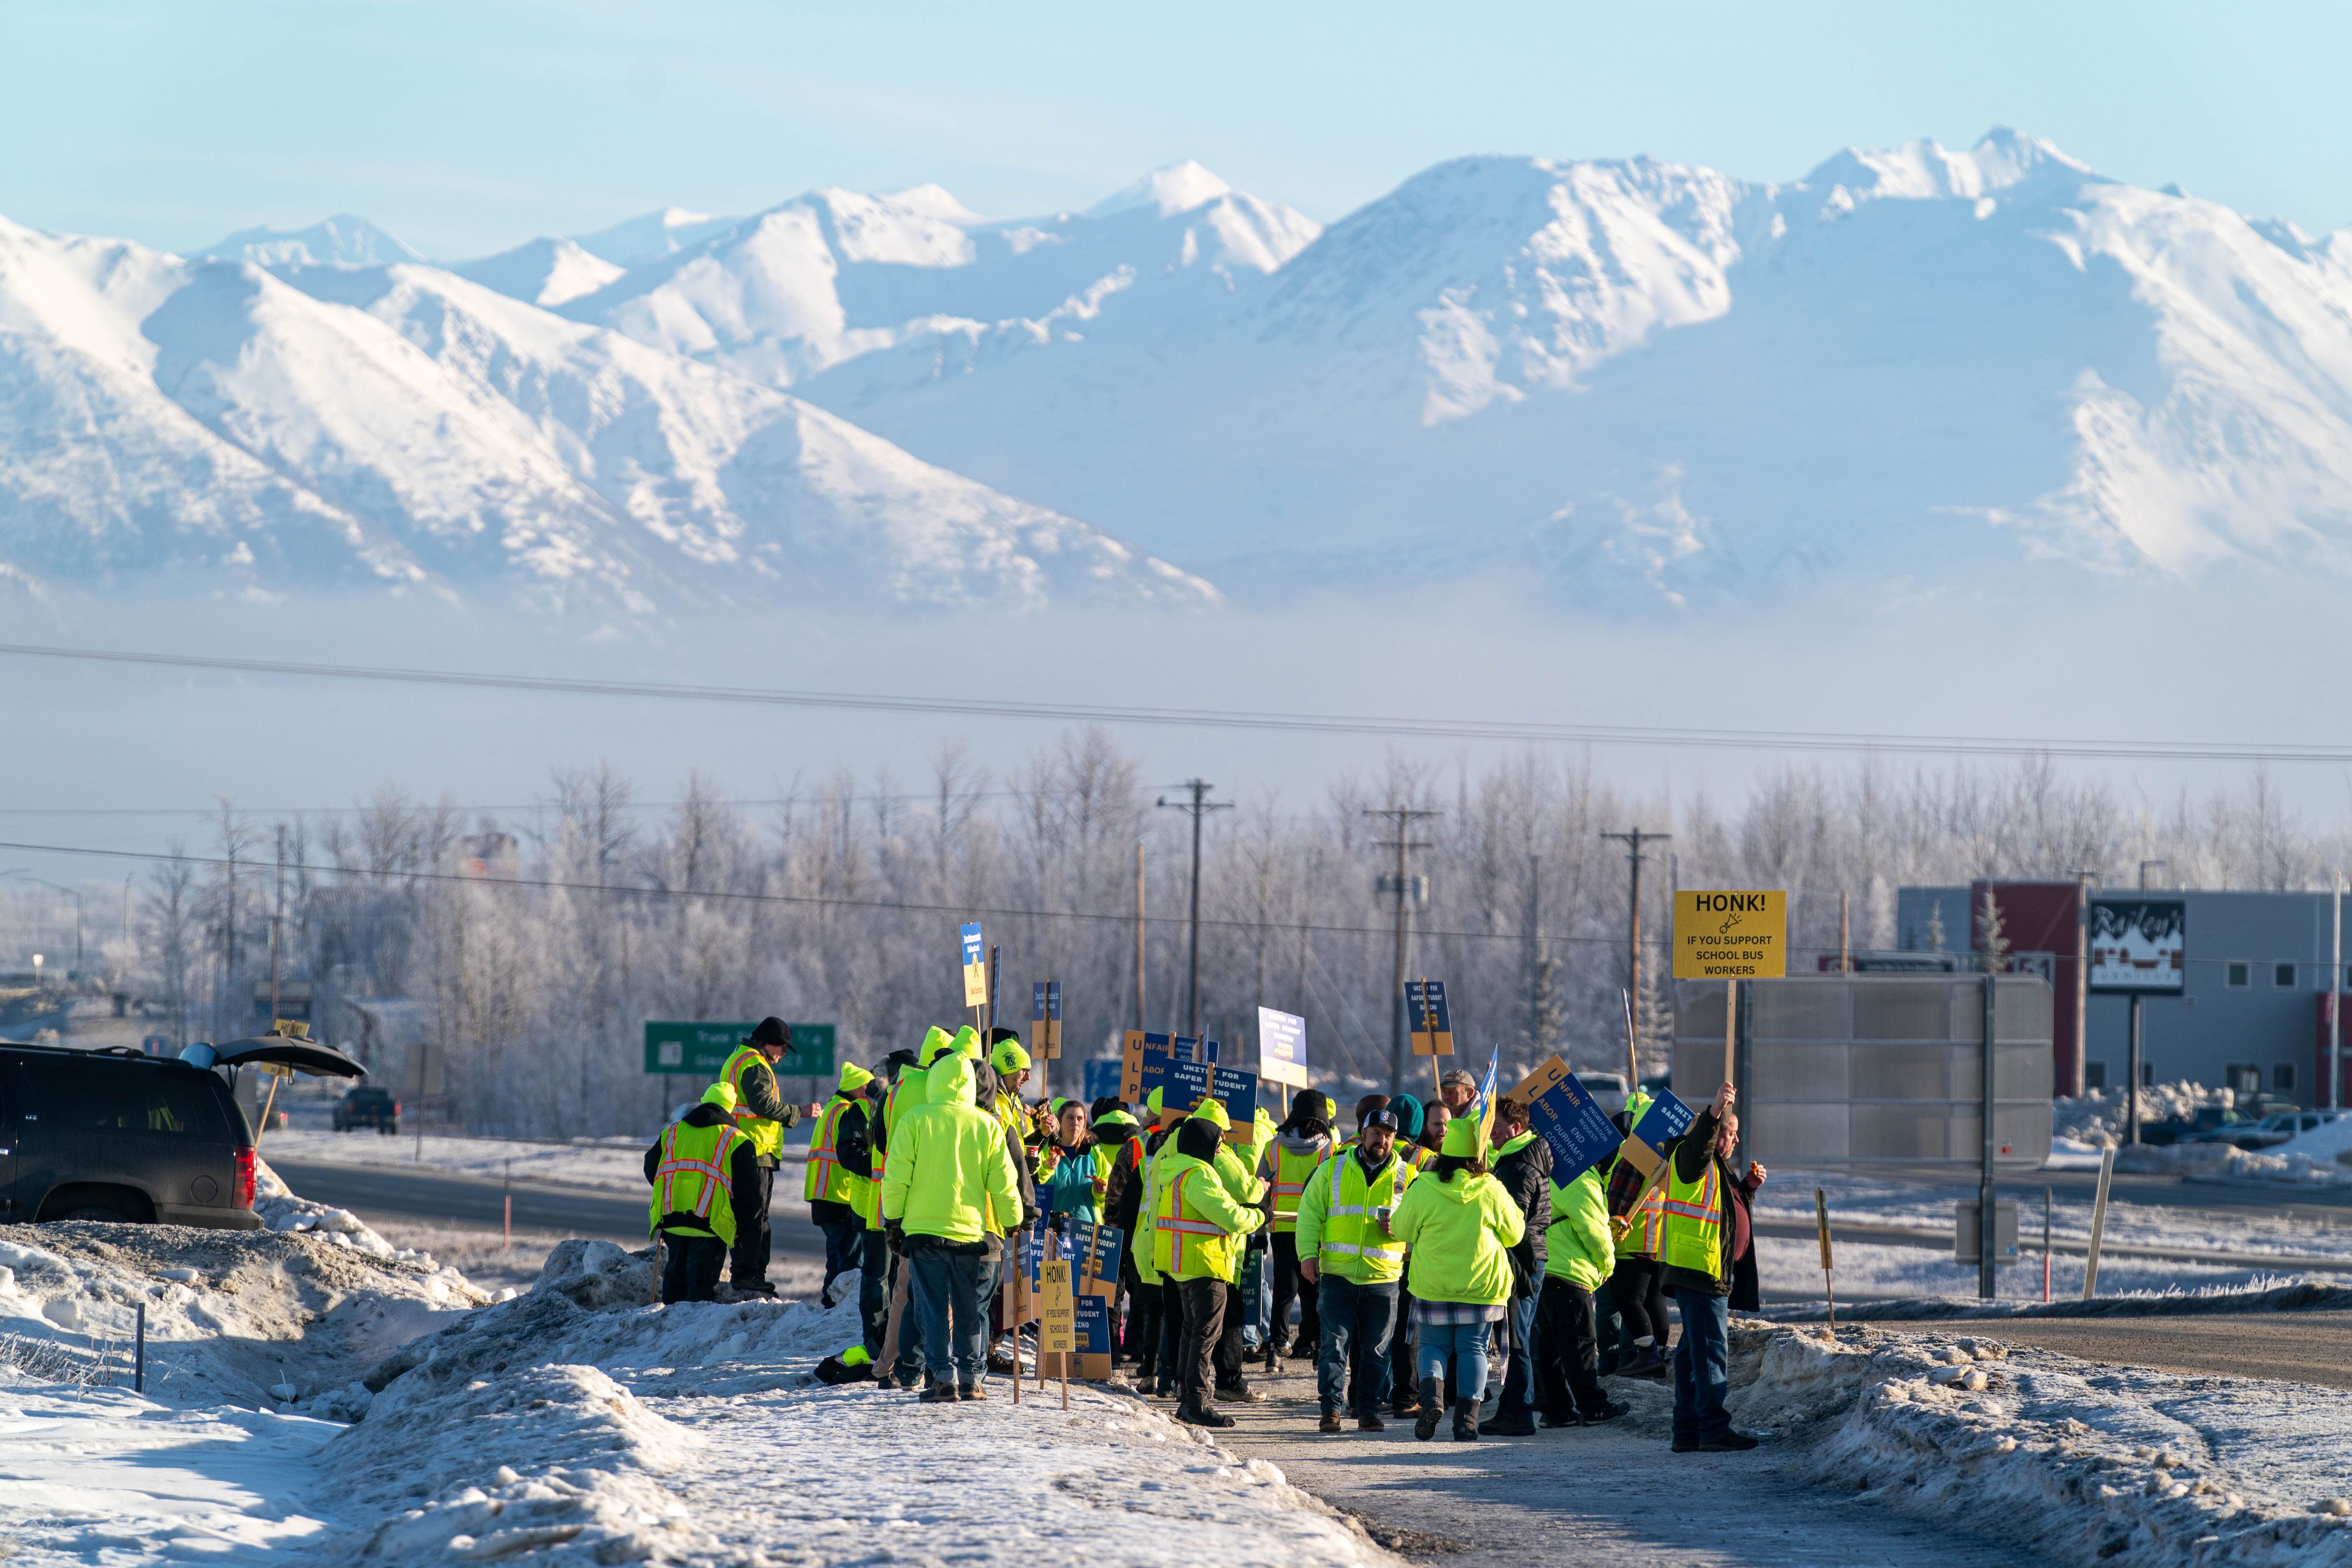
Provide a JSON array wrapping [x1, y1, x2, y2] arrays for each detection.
[[0, 1035, 363, 1229], [333, 1087, 400, 1133]]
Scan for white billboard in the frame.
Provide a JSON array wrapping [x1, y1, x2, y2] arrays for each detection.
[[2089, 899, 2186, 993]]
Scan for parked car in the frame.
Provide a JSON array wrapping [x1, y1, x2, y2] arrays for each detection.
[[2210, 1110, 2343, 1150], [0, 1035, 364, 1228], [332, 1087, 400, 1134], [2142, 1106, 2246, 1146]]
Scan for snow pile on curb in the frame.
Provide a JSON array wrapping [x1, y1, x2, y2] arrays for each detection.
[[2055, 1082, 2217, 1146], [336, 1239, 1392, 1566], [1732, 1321, 2352, 1566], [0, 1217, 488, 1417]]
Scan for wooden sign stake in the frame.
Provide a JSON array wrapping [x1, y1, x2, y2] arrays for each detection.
[[1814, 1186, 1836, 1329]]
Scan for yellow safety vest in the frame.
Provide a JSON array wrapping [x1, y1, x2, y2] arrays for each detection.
[[720, 1043, 789, 1158], [1265, 1137, 1333, 1234], [804, 1093, 869, 1209], [1661, 1156, 1723, 1280], [649, 1120, 744, 1245], [1315, 1150, 1416, 1283], [1154, 1165, 1242, 1282]]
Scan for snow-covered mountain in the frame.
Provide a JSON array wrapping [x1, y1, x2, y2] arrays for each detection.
[[14, 132, 2352, 620], [0, 218, 1214, 614], [198, 214, 424, 269], [791, 130, 2352, 603]]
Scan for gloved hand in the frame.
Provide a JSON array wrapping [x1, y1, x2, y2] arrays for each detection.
[[885, 1220, 906, 1256]]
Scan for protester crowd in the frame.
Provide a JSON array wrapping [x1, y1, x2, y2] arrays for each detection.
[[645, 1016, 1766, 1452]]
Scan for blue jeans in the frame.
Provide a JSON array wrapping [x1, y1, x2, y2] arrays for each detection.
[[1671, 1287, 1732, 1446], [1314, 1275, 1398, 1417], [1496, 1272, 1543, 1417], [911, 1247, 989, 1385], [1414, 1320, 1492, 1405]]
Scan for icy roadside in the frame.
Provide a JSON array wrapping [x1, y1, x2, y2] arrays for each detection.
[[334, 1240, 1392, 1566], [257, 1128, 715, 1194], [2052, 1083, 2352, 1188], [1730, 1319, 2352, 1566]]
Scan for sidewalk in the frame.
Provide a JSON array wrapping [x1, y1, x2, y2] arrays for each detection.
[[1212, 1354, 2050, 1568]]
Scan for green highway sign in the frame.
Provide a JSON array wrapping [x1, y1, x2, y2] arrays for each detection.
[[643, 1021, 835, 1076]]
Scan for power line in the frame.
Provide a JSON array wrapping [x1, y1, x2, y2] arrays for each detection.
[[10, 639, 2352, 763]]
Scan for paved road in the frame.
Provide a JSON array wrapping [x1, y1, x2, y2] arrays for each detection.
[[265, 1158, 825, 1257], [1925, 1311, 2352, 1391], [1751, 1215, 2352, 1273], [1216, 1359, 2050, 1568]]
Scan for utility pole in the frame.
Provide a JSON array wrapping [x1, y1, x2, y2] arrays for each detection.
[[1601, 829, 1670, 1077], [1133, 842, 1147, 1031], [2129, 860, 2169, 1144], [1157, 781, 1230, 1038], [2333, 872, 2343, 1111], [1366, 806, 1439, 1094], [1839, 889, 1851, 973], [1527, 854, 1544, 1064], [2073, 868, 2094, 1100]]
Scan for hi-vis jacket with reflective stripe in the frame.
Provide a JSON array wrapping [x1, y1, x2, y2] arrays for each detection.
[[1261, 1132, 1334, 1234], [648, 1118, 745, 1245], [804, 1093, 870, 1208], [1661, 1154, 1724, 1280], [1151, 1150, 1264, 1283], [721, 1043, 787, 1159], [1292, 1146, 1417, 1284]]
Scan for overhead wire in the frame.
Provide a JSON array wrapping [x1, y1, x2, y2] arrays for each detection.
[[6, 640, 2352, 763]]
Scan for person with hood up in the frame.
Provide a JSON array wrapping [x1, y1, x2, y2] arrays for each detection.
[[1388, 1112, 1526, 1442], [1479, 1095, 1553, 1436], [1189, 1096, 1271, 1403], [1261, 1089, 1336, 1372], [968, 1039, 1039, 1375], [1384, 1091, 1431, 1414], [643, 1082, 760, 1305], [880, 1050, 1022, 1402], [1152, 1112, 1267, 1426], [806, 1060, 876, 1308], [1536, 1130, 1631, 1428]]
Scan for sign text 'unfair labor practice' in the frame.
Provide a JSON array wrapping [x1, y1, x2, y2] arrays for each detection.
[[1671, 891, 1788, 979]]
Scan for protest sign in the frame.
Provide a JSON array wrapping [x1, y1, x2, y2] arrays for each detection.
[[1119, 1030, 1172, 1102], [960, 923, 988, 1008], [1165, 1059, 1258, 1136], [1031, 981, 1063, 1059], [1405, 979, 1454, 1056], [1508, 1054, 1622, 1182], [1616, 1088, 1697, 1179], [1257, 1007, 1307, 1090]]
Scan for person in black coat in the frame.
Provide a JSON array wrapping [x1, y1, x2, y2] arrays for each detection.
[[1481, 1096, 1553, 1435]]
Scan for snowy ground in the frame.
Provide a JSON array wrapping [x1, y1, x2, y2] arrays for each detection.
[[1729, 1320, 2352, 1567]]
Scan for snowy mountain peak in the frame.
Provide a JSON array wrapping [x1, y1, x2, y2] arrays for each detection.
[[880, 184, 984, 225], [450, 237, 627, 308], [1801, 127, 2098, 205], [569, 206, 742, 268], [1086, 160, 1236, 219], [197, 214, 423, 268]]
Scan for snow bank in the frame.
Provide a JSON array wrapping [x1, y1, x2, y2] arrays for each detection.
[[0, 1210, 487, 1416], [2054, 1082, 2219, 1146], [1732, 1321, 2352, 1566], [339, 1239, 1388, 1566]]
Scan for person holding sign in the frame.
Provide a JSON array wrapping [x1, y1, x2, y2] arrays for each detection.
[[1387, 1114, 1525, 1442], [1151, 1113, 1267, 1427], [1660, 1082, 1768, 1452], [879, 1051, 1022, 1403], [1536, 1140, 1629, 1427]]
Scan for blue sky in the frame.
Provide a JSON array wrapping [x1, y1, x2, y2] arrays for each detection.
[[4, 1, 2348, 258]]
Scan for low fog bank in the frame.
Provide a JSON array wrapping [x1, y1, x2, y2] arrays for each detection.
[[0, 564, 2342, 882]]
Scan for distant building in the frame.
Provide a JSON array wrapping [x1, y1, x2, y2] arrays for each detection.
[[1897, 882, 2350, 1104], [458, 834, 519, 881]]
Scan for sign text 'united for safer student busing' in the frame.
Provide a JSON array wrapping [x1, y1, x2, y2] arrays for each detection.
[[1670, 890, 1788, 979]]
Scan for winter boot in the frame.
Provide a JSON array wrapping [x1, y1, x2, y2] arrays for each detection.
[[1318, 1411, 1344, 1433], [956, 1382, 985, 1401], [1480, 1409, 1536, 1437], [1453, 1399, 1481, 1441], [1412, 1378, 1443, 1441], [918, 1377, 956, 1404], [1176, 1397, 1236, 1429]]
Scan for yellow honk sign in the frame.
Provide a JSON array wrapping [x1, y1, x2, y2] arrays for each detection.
[[1671, 890, 1788, 979]]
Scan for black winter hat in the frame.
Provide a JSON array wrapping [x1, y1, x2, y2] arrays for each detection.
[[748, 1017, 792, 1048], [1291, 1089, 1333, 1122], [1176, 1117, 1223, 1162]]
